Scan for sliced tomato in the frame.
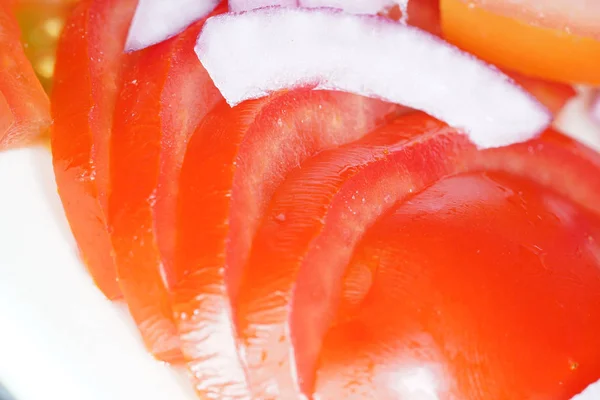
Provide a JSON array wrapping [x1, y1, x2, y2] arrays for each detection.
[[237, 116, 600, 398], [407, 0, 441, 36], [506, 71, 577, 117], [108, 3, 226, 363], [51, 0, 138, 300], [0, 1, 50, 148], [234, 113, 475, 398], [315, 171, 600, 399], [468, 129, 600, 218], [440, 0, 600, 85], [336, 128, 600, 320], [172, 90, 398, 399]]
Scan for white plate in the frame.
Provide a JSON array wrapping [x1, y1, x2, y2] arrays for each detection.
[[0, 91, 598, 400]]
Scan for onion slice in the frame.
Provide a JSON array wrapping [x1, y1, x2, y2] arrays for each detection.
[[229, 0, 297, 12], [228, 0, 408, 18], [571, 379, 600, 400], [196, 7, 550, 149], [299, 0, 407, 17], [126, 0, 220, 51]]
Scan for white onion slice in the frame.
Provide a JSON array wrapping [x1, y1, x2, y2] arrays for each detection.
[[571, 379, 600, 400], [299, 0, 407, 17], [229, 0, 297, 12], [228, 0, 408, 18], [196, 7, 550, 149], [126, 0, 219, 52]]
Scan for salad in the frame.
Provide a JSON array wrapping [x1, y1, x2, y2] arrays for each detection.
[[1, 0, 600, 399]]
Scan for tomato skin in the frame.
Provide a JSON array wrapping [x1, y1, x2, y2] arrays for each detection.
[[51, 0, 138, 299], [173, 90, 398, 399], [0, 1, 50, 149], [440, 0, 600, 85], [235, 113, 475, 397], [108, 3, 225, 364], [315, 171, 600, 400]]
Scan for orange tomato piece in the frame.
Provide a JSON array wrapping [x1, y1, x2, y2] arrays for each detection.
[[236, 113, 475, 398], [440, 0, 600, 85], [173, 90, 398, 399], [108, 3, 226, 363], [12, 0, 79, 92], [316, 171, 600, 399], [0, 1, 50, 148], [51, 0, 138, 300], [395, 0, 576, 115]]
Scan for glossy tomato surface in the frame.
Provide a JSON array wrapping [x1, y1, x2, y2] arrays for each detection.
[[236, 113, 475, 398], [51, 0, 138, 299], [108, 2, 225, 363], [172, 90, 398, 399], [0, 1, 50, 148], [315, 171, 600, 400]]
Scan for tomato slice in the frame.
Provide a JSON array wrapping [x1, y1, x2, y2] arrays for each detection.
[[108, 3, 226, 363], [0, 1, 50, 148], [173, 90, 398, 399], [51, 0, 138, 300], [469, 130, 600, 218], [315, 171, 600, 399], [440, 0, 600, 85], [336, 128, 600, 320], [506, 71, 576, 117], [235, 112, 475, 398]]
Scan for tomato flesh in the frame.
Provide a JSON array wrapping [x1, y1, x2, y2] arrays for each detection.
[[235, 113, 475, 398], [0, 1, 50, 148], [51, 0, 138, 300], [173, 90, 398, 399], [315, 171, 600, 399], [108, 3, 225, 364]]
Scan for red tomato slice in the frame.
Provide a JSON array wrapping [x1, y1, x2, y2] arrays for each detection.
[[108, 3, 226, 363], [51, 0, 138, 299], [236, 114, 600, 398], [315, 171, 600, 399], [337, 128, 600, 321], [506, 71, 577, 116], [0, 1, 50, 148], [235, 112, 476, 398], [469, 130, 600, 217], [173, 90, 398, 399]]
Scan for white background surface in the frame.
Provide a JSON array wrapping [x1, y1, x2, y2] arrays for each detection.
[[0, 92, 598, 400]]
